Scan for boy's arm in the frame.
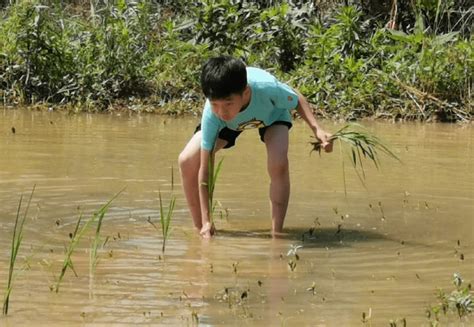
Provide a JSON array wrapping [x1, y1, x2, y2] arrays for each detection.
[[294, 90, 333, 152], [198, 148, 214, 238]]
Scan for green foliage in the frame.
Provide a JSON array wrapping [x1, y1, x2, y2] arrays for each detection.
[[191, 0, 255, 52], [0, 0, 159, 107], [294, 5, 472, 121], [0, 1, 472, 120], [251, 2, 313, 71], [150, 18, 211, 108], [0, 2, 73, 103]]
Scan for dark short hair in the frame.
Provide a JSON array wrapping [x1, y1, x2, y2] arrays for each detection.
[[200, 56, 247, 100]]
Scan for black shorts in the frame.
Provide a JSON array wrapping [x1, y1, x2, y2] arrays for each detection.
[[194, 121, 292, 149]]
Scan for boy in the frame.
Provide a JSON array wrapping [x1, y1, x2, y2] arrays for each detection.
[[178, 56, 333, 238]]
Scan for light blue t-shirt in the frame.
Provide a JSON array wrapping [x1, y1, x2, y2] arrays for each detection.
[[201, 67, 299, 151]]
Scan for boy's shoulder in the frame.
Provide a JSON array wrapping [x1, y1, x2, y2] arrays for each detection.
[[246, 67, 278, 87]]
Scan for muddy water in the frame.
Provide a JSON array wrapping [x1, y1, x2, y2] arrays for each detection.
[[0, 109, 472, 326]]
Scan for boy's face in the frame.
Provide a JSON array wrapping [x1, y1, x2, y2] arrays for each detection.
[[210, 87, 250, 122]]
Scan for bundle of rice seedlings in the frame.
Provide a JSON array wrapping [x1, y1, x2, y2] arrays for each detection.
[[310, 123, 400, 193]]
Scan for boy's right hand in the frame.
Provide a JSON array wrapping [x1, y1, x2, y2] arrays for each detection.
[[200, 222, 215, 239], [316, 128, 333, 153]]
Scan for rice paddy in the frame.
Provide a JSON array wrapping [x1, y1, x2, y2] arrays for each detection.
[[0, 110, 472, 325]]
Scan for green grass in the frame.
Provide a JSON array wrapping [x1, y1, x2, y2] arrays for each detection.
[[2, 185, 35, 316]]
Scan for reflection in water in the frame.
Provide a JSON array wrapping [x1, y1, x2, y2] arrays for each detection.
[[0, 109, 472, 325]]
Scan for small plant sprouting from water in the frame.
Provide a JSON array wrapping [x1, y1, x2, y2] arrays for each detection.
[[208, 156, 224, 224], [389, 317, 407, 327], [362, 308, 372, 326], [89, 197, 112, 276], [3, 185, 35, 316], [215, 286, 251, 316], [378, 201, 386, 221], [214, 200, 229, 221], [148, 167, 176, 254], [191, 310, 199, 325], [148, 190, 176, 254], [287, 244, 303, 272], [55, 190, 123, 293], [232, 262, 239, 274], [306, 282, 317, 295], [310, 123, 400, 194], [427, 273, 473, 325]]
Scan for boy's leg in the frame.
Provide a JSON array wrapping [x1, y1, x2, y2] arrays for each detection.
[[263, 124, 290, 235], [178, 131, 227, 232]]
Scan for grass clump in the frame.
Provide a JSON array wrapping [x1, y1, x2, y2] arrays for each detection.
[[2, 185, 35, 316]]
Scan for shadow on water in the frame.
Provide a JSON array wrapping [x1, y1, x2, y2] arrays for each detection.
[[216, 227, 388, 248]]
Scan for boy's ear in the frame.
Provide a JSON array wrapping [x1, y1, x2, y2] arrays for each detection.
[[243, 85, 251, 96]]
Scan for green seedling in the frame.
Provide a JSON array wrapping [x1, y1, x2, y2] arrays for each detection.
[[208, 156, 224, 224], [148, 167, 176, 254], [378, 201, 386, 220], [287, 244, 302, 271], [288, 260, 297, 272], [89, 195, 113, 275], [55, 189, 123, 293], [306, 282, 317, 295], [362, 308, 372, 326], [148, 190, 176, 254], [3, 185, 36, 316], [389, 317, 407, 327], [311, 123, 400, 195]]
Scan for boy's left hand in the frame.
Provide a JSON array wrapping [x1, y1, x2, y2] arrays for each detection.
[[316, 129, 333, 152]]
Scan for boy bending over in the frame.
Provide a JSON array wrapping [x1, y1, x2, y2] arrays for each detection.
[[178, 56, 333, 238]]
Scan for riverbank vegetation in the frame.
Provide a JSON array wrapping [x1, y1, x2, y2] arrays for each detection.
[[0, 0, 472, 121]]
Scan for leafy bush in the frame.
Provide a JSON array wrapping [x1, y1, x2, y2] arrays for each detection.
[[0, 0, 159, 108], [0, 1, 472, 120], [0, 2, 74, 103], [289, 6, 472, 121]]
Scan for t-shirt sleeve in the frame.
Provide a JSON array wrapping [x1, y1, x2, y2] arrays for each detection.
[[201, 100, 224, 151], [270, 81, 299, 111]]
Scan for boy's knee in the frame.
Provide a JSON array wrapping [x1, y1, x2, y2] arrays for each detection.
[[178, 150, 196, 171], [268, 159, 289, 178]]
